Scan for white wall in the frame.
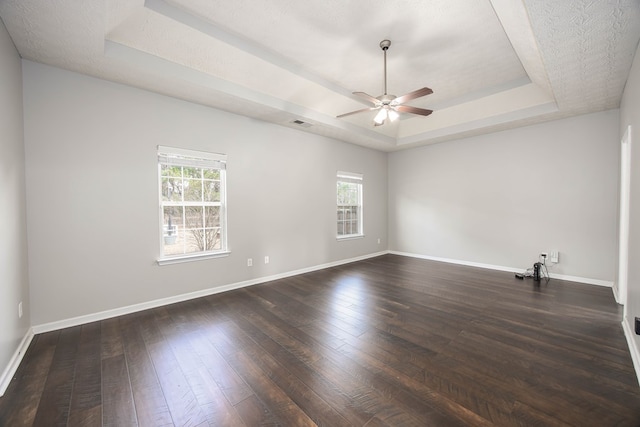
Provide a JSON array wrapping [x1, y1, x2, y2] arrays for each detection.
[[22, 61, 388, 326], [389, 110, 620, 283], [0, 18, 30, 393], [620, 40, 640, 369]]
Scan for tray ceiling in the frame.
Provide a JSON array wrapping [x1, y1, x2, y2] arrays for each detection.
[[1, 0, 639, 151]]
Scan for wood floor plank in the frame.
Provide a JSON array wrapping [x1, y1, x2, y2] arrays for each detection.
[[230, 326, 352, 427], [101, 317, 125, 360], [234, 395, 280, 427], [119, 313, 174, 427], [1, 254, 640, 426], [0, 333, 58, 427], [334, 341, 496, 426], [101, 354, 137, 427], [142, 309, 209, 427], [68, 322, 103, 427], [160, 306, 248, 427], [225, 350, 318, 426], [471, 317, 640, 396], [31, 326, 81, 426], [229, 315, 375, 426], [188, 323, 254, 406]]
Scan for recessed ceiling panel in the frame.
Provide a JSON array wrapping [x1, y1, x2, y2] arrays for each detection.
[[168, 0, 527, 106]]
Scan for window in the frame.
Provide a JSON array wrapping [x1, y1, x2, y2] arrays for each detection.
[[337, 171, 363, 238], [158, 146, 228, 263]]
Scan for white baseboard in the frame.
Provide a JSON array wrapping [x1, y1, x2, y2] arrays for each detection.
[[389, 251, 614, 288], [622, 318, 640, 386], [31, 250, 612, 335], [612, 284, 621, 304], [32, 251, 389, 334], [0, 327, 34, 397]]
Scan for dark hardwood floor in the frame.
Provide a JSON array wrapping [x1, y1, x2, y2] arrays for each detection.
[[1, 254, 639, 426]]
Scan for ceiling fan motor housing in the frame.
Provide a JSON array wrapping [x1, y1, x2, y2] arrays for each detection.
[[377, 94, 396, 105]]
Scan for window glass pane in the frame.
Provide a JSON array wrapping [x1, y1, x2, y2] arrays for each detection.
[[337, 182, 358, 205], [185, 227, 205, 252], [163, 235, 183, 255], [205, 206, 220, 227], [204, 181, 221, 202], [162, 206, 183, 254], [344, 186, 353, 205], [161, 164, 182, 178], [185, 206, 204, 229], [163, 206, 183, 231], [183, 167, 201, 179], [205, 228, 221, 251], [184, 179, 203, 202], [203, 169, 220, 180], [162, 177, 183, 202], [337, 182, 347, 205], [184, 208, 209, 252]]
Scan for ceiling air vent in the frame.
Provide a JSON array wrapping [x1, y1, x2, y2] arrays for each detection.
[[291, 119, 312, 128]]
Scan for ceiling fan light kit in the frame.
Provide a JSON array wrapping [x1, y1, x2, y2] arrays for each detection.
[[338, 40, 433, 126]]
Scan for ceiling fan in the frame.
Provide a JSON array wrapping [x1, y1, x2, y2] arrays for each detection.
[[338, 40, 433, 126]]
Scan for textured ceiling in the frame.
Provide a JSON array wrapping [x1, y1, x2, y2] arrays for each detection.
[[1, 0, 639, 151]]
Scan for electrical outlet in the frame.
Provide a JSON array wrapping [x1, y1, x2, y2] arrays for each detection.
[[18, 302, 23, 319], [377, 238, 381, 244], [550, 250, 559, 263], [247, 258, 252, 267], [264, 256, 269, 264]]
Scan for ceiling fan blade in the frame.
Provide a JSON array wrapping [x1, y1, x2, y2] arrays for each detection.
[[353, 92, 381, 106], [392, 87, 433, 105], [337, 106, 378, 118], [395, 105, 433, 116]]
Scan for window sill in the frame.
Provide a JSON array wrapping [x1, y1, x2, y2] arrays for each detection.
[[157, 251, 231, 265], [337, 234, 365, 241]]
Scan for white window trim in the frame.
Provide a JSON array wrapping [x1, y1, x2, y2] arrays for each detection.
[[157, 146, 229, 264], [337, 171, 363, 183], [337, 171, 364, 239], [336, 234, 365, 241], [157, 251, 230, 266]]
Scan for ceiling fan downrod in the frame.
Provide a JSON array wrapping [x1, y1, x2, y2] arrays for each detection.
[[381, 39, 390, 96]]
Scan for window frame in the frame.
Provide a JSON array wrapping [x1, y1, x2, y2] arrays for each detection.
[[336, 171, 364, 240], [157, 146, 229, 265]]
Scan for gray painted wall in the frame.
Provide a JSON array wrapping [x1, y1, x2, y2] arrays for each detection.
[[22, 61, 388, 326], [620, 40, 640, 364], [0, 18, 30, 390], [5, 46, 635, 385], [388, 110, 620, 282]]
